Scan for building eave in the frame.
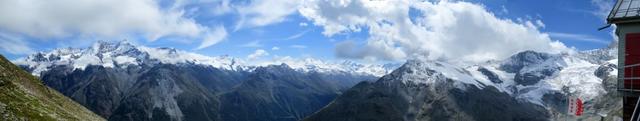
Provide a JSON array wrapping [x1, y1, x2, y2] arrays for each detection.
[[608, 17, 640, 24]]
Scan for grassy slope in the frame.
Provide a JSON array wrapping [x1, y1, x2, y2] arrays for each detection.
[[0, 55, 104, 121]]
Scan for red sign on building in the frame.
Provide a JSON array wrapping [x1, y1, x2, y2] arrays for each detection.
[[567, 96, 583, 116]]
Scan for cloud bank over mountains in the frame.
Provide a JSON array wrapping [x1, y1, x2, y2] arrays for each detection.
[[299, 0, 569, 62], [0, 0, 580, 63]]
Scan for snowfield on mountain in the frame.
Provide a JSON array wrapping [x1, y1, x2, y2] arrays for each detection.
[[305, 44, 620, 121]]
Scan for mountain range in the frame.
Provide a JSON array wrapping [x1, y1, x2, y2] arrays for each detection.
[[13, 41, 398, 121]]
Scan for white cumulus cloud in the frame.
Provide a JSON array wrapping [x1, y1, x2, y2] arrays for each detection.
[[300, 0, 569, 62], [0, 0, 227, 49]]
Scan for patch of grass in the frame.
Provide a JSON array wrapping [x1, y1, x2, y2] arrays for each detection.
[[0, 55, 105, 120]]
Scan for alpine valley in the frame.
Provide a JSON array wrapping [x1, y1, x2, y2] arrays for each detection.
[[12, 41, 621, 121]]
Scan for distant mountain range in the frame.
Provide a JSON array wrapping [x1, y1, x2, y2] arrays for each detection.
[[15, 40, 398, 78], [13, 41, 399, 121], [305, 44, 621, 120], [0, 55, 104, 120], [11, 40, 621, 121]]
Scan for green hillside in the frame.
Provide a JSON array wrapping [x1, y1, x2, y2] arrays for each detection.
[[0, 55, 104, 121]]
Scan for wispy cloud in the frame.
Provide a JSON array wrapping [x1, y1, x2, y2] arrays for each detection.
[[233, 0, 301, 30], [284, 29, 311, 40], [590, 0, 615, 19], [240, 40, 263, 48], [239, 29, 311, 49], [565, 0, 615, 19], [548, 32, 609, 44], [299, 22, 309, 27], [0, 33, 34, 55], [290, 45, 307, 49], [196, 26, 228, 50], [500, 5, 509, 14]]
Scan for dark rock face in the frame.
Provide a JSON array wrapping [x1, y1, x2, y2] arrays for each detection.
[[499, 50, 554, 73], [514, 67, 560, 86], [305, 80, 549, 121], [541, 92, 568, 114], [477, 67, 502, 83], [594, 63, 616, 79], [183, 65, 248, 93], [451, 86, 549, 121], [305, 61, 550, 121], [500, 51, 563, 86], [39, 64, 230, 121], [109, 64, 223, 121], [40, 65, 130, 118], [33, 62, 373, 121], [219, 64, 374, 121]]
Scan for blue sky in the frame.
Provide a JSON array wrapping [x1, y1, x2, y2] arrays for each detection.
[[0, 0, 617, 63]]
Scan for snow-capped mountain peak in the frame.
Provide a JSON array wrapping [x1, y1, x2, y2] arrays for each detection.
[[261, 57, 399, 77], [14, 41, 244, 76], [384, 60, 479, 88], [381, 49, 616, 107]]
